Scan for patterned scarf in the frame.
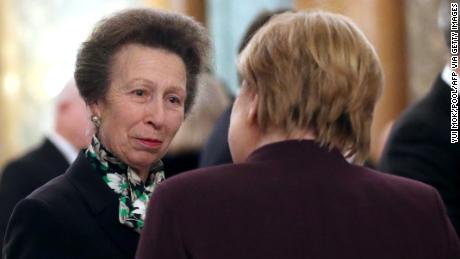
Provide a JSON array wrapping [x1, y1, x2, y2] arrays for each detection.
[[85, 136, 165, 233]]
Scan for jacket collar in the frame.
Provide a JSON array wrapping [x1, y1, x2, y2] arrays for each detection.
[[246, 140, 347, 165], [65, 151, 139, 257], [66, 151, 116, 214], [429, 75, 451, 113]]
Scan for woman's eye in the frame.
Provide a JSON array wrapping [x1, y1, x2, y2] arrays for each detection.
[[168, 96, 181, 104], [133, 89, 145, 96]]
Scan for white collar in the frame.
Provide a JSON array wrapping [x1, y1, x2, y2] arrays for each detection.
[[441, 66, 453, 86], [442, 66, 460, 93], [47, 131, 79, 164]]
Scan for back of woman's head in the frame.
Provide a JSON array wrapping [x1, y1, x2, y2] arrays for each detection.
[[238, 11, 383, 161]]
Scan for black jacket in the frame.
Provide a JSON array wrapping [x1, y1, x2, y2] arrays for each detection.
[[0, 138, 69, 252], [3, 152, 139, 259], [379, 75, 460, 236]]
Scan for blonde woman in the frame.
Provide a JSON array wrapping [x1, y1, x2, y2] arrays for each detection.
[[137, 11, 460, 259]]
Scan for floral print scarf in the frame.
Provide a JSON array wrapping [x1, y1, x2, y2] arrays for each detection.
[[85, 136, 165, 233]]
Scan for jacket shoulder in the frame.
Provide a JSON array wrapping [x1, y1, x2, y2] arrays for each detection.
[[26, 174, 77, 209]]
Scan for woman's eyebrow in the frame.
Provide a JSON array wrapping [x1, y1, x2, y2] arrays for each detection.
[[166, 85, 186, 97]]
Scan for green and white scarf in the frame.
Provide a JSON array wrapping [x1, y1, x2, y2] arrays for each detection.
[[85, 136, 165, 233]]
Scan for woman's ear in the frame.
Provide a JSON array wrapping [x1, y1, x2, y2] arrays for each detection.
[[247, 92, 258, 125], [89, 101, 102, 117], [57, 100, 71, 113]]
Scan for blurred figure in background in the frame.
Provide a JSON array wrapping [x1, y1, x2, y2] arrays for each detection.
[[137, 10, 460, 259], [199, 8, 291, 167], [0, 78, 92, 252], [379, 0, 460, 236], [163, 73, 230, 177]]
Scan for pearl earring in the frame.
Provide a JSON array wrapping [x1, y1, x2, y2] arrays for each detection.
[[91, 115, 101, 128]]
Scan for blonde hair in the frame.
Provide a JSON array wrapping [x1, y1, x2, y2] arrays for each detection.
[[238, 11, 383, 162]]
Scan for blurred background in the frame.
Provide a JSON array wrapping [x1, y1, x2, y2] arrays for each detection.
[[0, 0, 447, 170]]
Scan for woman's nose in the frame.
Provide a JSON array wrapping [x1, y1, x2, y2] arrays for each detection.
[[145, 99, 165, 129]]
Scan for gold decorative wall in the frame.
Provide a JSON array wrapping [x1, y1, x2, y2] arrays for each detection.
[[406, 0, 445, 101], [0, 0, 20, 167], [147, 0, 206, 24]]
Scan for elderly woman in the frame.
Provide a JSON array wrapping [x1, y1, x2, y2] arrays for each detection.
[[3, 8, 209, 259], [136, 11, 460, 259]]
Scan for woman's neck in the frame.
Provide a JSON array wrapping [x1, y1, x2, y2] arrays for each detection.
[[133, 168, 150, 183]]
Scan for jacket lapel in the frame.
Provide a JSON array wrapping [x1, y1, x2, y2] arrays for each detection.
[[66, 152, 139, 257]]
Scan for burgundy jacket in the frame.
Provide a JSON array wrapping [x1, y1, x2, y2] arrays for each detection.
[[137, 140, 460, 259]]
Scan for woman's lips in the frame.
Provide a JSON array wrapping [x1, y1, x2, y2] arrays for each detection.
[[136, 138, 163, 149]]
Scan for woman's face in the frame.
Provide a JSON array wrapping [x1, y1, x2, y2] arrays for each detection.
[[91, 43, 186, 172]]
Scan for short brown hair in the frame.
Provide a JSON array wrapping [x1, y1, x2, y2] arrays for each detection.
[[74, 8, 210, 113], [238, 11, 383, 161]]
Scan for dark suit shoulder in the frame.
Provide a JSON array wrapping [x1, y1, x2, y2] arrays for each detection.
[[3, 195, 68, 259], [5, 152, 138, 259], [1, 161, 51, 193], [390, 78, 450, 138], [0, 139, 71, 253], [13, 174, 85, 233], [379, 77, 458, 174], [389, 99, 439, 143], [1, 155, 44, 182], [1, 139, 69, 183], [26, 174, 80, 211]]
